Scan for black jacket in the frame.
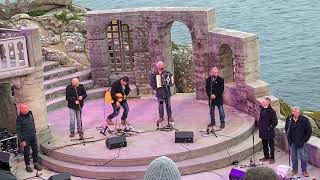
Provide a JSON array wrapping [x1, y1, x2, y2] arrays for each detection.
[[150, 70, 172, 99], [285, 115, 312, 148], [16, 111, 36, 141], [258, 105, 278, 139], [205, 75, 224, 105], [110, 80, 130, 103], [66, 84, 87, 110]]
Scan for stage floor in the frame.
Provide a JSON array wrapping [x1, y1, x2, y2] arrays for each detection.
[[44, 94, 255, 166]]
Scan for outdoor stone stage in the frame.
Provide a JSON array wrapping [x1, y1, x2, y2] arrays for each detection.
[[40, 94, 261, 179]]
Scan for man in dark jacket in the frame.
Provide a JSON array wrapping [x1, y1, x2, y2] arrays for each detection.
[[66, 78, 87, 139], [205, 67, 225, 129], [106, 76, 130, 126], [258, 97, 278, 164], [16, 104, 42, 173], [285, 106, 312, 177], [150, 61, 174, 127]]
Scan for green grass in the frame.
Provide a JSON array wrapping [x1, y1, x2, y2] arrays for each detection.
[[54, 11, 82, 23], [27, 10, 47, 17]]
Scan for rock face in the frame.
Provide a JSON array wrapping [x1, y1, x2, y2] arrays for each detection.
[[42, 47, 73, 65], [0, 1, 90, 68], [61, 32, 85, 52], [17, 0, 72, 12]]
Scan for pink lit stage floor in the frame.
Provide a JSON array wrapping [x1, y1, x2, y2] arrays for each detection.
[[41, 94, 257, 179]]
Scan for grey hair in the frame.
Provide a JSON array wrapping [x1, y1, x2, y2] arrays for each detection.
[[264, 96, 271, 103], [292, 106, 301, 112]]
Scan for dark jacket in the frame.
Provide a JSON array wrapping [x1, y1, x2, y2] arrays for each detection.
[[285, 115, 312, 148], [16, 111, 36, 141], [205, 75, 224, 105], [110, 79, 130, 103], [258, 105, 278, 139], [150, 70, 172, 99], [66, 84, 87, 110]]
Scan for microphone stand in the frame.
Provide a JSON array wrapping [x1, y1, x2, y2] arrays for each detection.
[[70, 86, 93, 145], [200, 76, 217, 137]]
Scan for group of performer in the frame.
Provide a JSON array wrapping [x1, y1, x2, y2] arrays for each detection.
[[14, 61, 313, 177]]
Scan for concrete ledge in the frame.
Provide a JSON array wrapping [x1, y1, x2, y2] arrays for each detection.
[[0, 67, 38, 80]]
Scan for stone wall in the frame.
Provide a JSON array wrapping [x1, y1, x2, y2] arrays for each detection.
[[209, 28, 280, 118], [0, 27, 51, 144], [86, 7, 215, 98]]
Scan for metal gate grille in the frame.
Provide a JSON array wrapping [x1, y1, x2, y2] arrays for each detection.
[[106, 20, 134, 72]]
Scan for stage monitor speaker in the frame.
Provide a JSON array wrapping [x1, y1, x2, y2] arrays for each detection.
[[229, 168, 246, 180], [0, 152, 13, 171], [175, 131, 193, 143], [48, 173, 71, 180], [106, 136, 127, 149]]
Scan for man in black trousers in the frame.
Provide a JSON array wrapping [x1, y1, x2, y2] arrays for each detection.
[[205, 67, 225, 129], [258, 97, 278, 164], [16, 104, 42, 173]]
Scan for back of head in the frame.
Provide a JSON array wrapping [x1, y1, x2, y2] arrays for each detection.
[[144, 156, 181, 180], [244, 167, 279, 180]]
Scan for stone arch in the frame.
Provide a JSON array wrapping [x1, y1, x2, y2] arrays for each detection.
[[160, 20, 195, 92], [218, 43, 235, 83]]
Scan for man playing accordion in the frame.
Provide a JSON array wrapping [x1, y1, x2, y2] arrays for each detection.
[[150, 61, 174, 127]]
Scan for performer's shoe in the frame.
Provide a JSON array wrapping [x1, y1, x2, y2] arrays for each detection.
[[259, 157, 269, 161], [220, 123, 225, 129], [268, 158, 275, 164], [26, 165, 33, 173], [106, 118, 115, 125], [156, 118, 164, 127], [302, 171, 309, 177], [69, 132, 75, 138], [78, 131, 84, 140], [168, 117, 174, 122], [292, 170, 298, 177], [34, 163, 42, 171], [207, 122, 216, 127]]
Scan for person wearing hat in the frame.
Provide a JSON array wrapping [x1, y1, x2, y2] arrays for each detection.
[[144, 156, 181, 180]]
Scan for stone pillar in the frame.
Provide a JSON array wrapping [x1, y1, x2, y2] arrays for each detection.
[[20, 26, 43, 67], [18, 26, 51, 144]]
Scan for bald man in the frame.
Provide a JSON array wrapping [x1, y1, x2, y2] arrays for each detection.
[[150, 61, 174, 127], [16, 104, 42, 172], [66, 78, 87, 139], [205, 67, 225, 129]]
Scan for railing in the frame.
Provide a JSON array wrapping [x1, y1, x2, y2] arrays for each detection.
[[0, 28, 21, 39], [0, 36, 29, 72]]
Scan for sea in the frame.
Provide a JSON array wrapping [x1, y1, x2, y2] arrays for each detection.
[[4, 0, 320, 109]]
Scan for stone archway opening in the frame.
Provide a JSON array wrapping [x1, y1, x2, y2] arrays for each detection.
[[218, 44, 235, 83], [105, 20, 135, 82], [0, 83, 17, 133], [163, 21, 194, 93]]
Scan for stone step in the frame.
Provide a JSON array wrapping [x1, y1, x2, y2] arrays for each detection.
[[42, 120, 254, 167], [46, 87, 106, 112], [44, 69, 91, 90], [43, 61, 60, 72], [45, 80, 94, 101], [40, 131, 262, 180], [44, 66, 77, 81]]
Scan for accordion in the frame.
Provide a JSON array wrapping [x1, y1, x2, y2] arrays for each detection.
[[156, 72, 174, 88]]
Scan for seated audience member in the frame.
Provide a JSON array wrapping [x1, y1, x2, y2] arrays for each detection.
[[244, 167, 279, 180], [144, 156, 181, 180]]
